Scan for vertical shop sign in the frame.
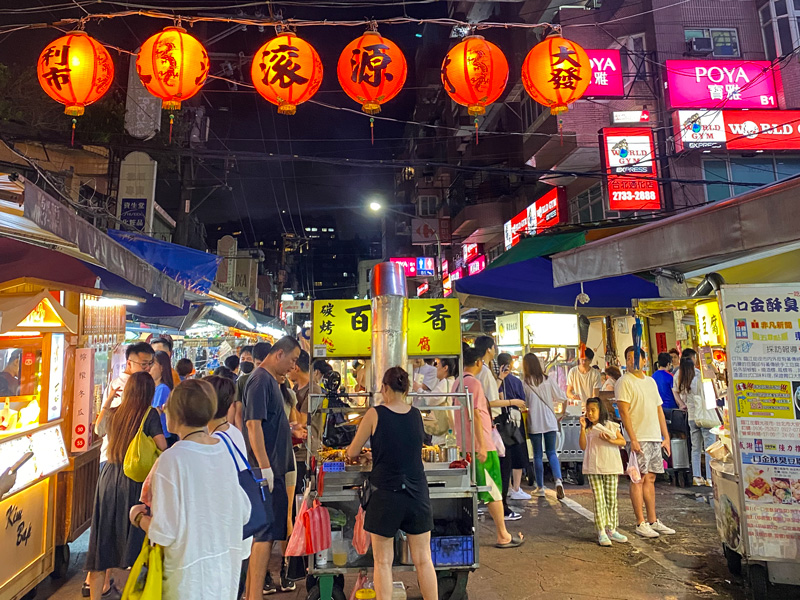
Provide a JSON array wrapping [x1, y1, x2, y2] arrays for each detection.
[[47, 333, 65, 421], [407, 298, 461, 356], [117, 151, 157, 233], [71, 348, 94, 452], [312, 300, 372, 358], [601, 127, 661, 211], [721, 284, 800, 560]]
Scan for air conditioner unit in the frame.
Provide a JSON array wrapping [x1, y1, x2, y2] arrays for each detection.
[[688, 37, 713, 55]]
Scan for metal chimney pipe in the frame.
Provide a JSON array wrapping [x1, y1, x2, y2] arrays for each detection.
[[370, 261, 408, 396]]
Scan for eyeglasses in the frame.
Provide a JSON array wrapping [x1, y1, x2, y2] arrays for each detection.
[[130, 359, 155, 369]]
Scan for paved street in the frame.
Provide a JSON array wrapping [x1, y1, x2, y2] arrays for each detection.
[[38, 479, 800, 600]]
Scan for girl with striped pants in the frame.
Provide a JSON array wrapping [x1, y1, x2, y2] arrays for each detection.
[[580, 397, 629, 547]]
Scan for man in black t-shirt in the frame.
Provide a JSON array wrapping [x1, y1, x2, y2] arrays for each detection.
[[242, 336, 300, 600]]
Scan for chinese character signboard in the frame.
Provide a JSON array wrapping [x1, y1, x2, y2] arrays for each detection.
[[720, 284, 800, 560], [522, 312, 579, 347], [601, 127, 661, 211], [417, 282, 429, 297], [696, 300, 726, 347], [47, 333, 65, 421], [612, 110, 650, 124], [71, 348, 94, 453], [503, 208, 529, 250], [584, 49, 624, 97], [496, 313, 522, 347], [117, 151, 156, 233], [674, 110, 800, 152], [312, 300, 371, 357], [389, 257, 417, 278], [462, 243, 481, 263], [528, 187, 568, 233], [665, 60, 780, 110], [467, 255, 486, 276], [407, 298, 461, 356], [411, 218, 451, 245]]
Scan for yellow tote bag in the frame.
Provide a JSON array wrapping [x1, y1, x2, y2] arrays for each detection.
[[124, 407, 161, 482], [122, 535, 163, 600]]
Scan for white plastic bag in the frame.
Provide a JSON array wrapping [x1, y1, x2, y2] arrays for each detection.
[[626, 448, 642, 483], [491, 426, 506, 457]]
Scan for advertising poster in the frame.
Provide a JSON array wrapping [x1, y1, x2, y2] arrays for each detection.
[[674, 110, 800, 152], [600, 127, 661, 211], [721, 285, 800, 560]]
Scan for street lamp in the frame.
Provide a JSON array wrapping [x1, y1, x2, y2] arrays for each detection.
[[368, 200, 383, 212]]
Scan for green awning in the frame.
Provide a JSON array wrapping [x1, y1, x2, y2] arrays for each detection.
[[489, 232, 586, 269]]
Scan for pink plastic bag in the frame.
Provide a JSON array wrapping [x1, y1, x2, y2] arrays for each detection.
[[353, 506, 371, 555], [626, 449, 642, 484], [491, 426, 506, 458], [286, 494, 331, 556]]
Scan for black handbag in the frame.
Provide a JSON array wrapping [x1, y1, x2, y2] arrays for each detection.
[[218, 431, 269, 540], [322, 395, 357, 448], [495, 407, 525, 447], [359, 476, 375, 510]]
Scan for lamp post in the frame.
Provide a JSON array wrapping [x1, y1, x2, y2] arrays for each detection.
[[368, 201, 442, 296]]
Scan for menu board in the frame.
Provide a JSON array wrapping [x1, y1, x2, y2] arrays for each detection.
[[0, 424, 68, 495], [721, 285, 800, 560]]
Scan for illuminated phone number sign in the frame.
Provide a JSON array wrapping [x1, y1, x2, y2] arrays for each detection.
[[601, 127, 661, 211]]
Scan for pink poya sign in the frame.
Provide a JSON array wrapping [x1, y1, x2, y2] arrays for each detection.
[[584, 49, 624, 97], [665, 60, 781, 110]]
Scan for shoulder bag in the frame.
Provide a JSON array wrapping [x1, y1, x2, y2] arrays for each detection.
[[124, 408, 161, 483], [121, 536, 162, 600], [494, 406, 525, 447], [691, 394, 722, 429], [526, 381, 562, 433], [217, 431, 269, 540]]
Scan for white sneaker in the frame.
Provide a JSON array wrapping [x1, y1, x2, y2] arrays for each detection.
[[509, 488, 532, 500], [555, 479, 565, 500], [649, 519, 675, 535], [635, 522, 660, 538], [705, 479, 713, 487], [533, 487, 546, 497], [692, 477, 705, 486], [607, 529, 629, 543], [598, 531, 612, 547]]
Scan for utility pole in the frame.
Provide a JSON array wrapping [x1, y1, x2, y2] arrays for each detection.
[[174, 155, 194, 247]]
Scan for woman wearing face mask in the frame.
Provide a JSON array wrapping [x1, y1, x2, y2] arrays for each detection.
[[151, 350, 177, 445]]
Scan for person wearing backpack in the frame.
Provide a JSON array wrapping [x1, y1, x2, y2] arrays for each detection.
[[86, 372, 167, 600]]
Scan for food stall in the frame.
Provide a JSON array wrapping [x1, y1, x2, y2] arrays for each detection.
[[306, 275, 477, 600], [0, 290, 74, 600]]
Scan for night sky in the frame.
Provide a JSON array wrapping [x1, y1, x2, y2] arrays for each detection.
[[0, 1, 451, 247]]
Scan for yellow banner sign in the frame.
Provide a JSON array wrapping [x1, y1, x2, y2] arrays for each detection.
[[407, 298, 461, 356], [695, 300, 726, 347], [312, 300, 372, 358], [732, 379, 794, 419]]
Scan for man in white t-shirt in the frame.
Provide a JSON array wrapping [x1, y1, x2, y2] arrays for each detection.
[[567, 348, 602, 404], [615, 346, 675, 539]]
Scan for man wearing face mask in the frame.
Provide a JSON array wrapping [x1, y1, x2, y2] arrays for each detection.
[[236, 344, 259, 400]]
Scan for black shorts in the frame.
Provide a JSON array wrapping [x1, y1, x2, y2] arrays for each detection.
[[506, 439, 529, 470], [255, 476, 288, 543], [364, 489, 433, 539]]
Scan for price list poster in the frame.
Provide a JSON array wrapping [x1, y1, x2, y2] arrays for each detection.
[[722, 285, 800, 560]]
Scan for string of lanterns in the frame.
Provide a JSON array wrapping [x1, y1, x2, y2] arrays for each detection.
[[36, 25, 593, 144]]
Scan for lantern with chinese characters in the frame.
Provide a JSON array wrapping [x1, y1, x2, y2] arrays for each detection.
[[37, 32, 114, 116], [521, 36, 591, 115], [337, 31, 407, 115], [251, 33, 323, 115], [440, 36, 508, 116], [136, 27, 209, 110]]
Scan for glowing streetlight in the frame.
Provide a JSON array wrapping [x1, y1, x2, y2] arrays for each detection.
[[368, 200, 382, 212]]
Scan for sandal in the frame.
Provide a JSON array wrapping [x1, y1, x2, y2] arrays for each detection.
[[495, 534, 525, 548], [82, 583, 90, 598]]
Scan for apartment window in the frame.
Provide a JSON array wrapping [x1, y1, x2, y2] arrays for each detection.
[[620, 34, 647, 84], [703, 156, 800, 202], [760, 0, 800, 60], [569, 184, 605, 224], [417, 195, 439, 217], [521, 95, 546, 131], [684, 28, 741, 57]]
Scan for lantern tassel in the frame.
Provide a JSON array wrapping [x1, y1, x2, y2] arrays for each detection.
[[370, 117, 374, 146], [70, 118, 76, 147], [474, 117, 479, 145], [559, 118, 563, 146], [169, 113, 175, 144]]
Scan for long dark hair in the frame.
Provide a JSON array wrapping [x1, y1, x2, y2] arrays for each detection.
[[154, 350, 174, 391], [107, 372, 155, 464], [585, 397, 611, 429], [280, 380, 294, 407], [677, 356, 695, 394], [522, 353, 547, 387]]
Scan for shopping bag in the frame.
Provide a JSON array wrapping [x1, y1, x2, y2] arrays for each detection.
[[490, 426, 506, 458], [286, 492, 331, 556], [626, 448, 642, 484], [121, 536, 163, 600], [353, 506, 371, 555], [124, 408, 161, 483]]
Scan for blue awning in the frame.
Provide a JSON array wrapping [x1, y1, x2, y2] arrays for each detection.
[[455, 256, 658, 314], [106, 230, 222, 294]]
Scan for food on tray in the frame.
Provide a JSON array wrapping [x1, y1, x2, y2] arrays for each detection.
[[744, 467, 772, 501], [791, 480, 800, 504], [320, 448, 347, 462], [772, 478, 793, 505]]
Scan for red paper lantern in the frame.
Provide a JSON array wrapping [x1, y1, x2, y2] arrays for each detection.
[[251, 33, 323, 115], [337, 31, 407, 115], [136, 27, 209, 110], [521, 36, 591, 115], [37, 32, 114, 116], [441, 36, 508, 116]]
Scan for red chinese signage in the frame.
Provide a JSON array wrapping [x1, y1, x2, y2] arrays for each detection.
[[503, 208, 529, 250], [674, 110, 800, 152], [601, 127, 661, 211], [462, 242, 481, 263], [417, 282, 430, 296], [467, 255, 487, 276], [529, 187, 568, 233], [389, 257, 417, 277], [665, 60, 780, 110], [585, 49, 624, 97]]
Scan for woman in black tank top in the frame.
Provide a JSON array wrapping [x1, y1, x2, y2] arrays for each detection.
[[346, 367, 437, 600]]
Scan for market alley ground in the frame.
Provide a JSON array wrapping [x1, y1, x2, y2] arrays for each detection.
[[40, 481, 800, 600]]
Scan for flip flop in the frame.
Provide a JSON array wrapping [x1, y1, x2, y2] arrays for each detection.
[[495, 534, 524, 549]]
